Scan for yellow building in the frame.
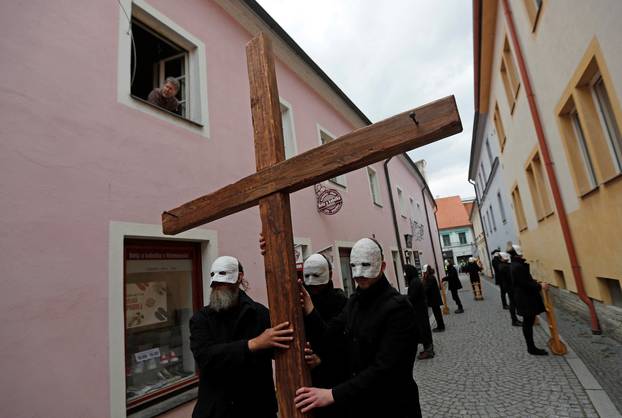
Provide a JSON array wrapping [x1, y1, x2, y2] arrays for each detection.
[[472, 0, 622, 331]]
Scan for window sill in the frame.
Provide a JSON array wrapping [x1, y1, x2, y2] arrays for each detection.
[[519, 225, 528, 232], [578, 186, 600, 199], [131, 95, 204, 128], [373, 202, 383, 208], [601, 171, 622, 187], [401, 214, 407, 219]]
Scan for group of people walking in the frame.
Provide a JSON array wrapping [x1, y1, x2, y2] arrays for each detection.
[[188, 236, 550, 418]]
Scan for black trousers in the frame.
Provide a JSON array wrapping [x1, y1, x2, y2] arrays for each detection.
[[430, 305, 445, 329], [500, 284, 509, 307], [507, 289, 519, 322], [450, 288, 463, 310], [522, 314, 537, 350]]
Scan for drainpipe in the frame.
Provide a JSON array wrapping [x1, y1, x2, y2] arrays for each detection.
[[469, 178, 494, 276], [383, 157, 404, 292], [501, 0, 601, 333]]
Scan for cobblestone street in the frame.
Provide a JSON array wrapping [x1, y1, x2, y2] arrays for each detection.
[[414, 275, 619, 418]]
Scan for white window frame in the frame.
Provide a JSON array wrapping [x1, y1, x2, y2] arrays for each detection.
[[117, 0, 210, 136], [367, 166, 382, 206], [396, 186, 407, 217], [280, 98, 298, 159], [158, 52, 189, 117], [570, 110, 598, 189], [108, 221, 218, 417], [317, 124, 347, 188], [592, 75, 622, 173]]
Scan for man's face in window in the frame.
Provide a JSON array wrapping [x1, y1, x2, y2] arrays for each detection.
[[162, 81, 178, 98]]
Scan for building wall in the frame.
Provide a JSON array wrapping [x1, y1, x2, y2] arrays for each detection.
[[470, 203, 492, 277], [0, 1, 443, 416], [481, 0, 622, 303], [439, 226, 475, 267]]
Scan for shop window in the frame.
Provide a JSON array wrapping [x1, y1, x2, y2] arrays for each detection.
[[281, 100, 298, 159], [525, 150, 553, 221], [124, 240, 203, 412], [319, 128, 346, 187], [493, 103, 507, 152], [511, 185, 528, 231], [131, 20, 189, 118], [367, 167, 382, 206], [557, 39, 622, 197], [523, 0, 544, 31], [500, 37, 521, 113]]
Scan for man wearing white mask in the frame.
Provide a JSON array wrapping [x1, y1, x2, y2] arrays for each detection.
[[294, 238, 422, 418], [189, 256, 294, 418]]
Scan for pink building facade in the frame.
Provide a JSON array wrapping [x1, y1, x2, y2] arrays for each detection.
[[0, 1, 445, 416]]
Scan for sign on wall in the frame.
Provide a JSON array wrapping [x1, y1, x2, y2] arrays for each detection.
[[314, 183, 343, 215]]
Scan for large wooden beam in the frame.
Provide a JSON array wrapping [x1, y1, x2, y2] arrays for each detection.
[[163, 95, 462, 234], [246, 33, 311, 418]]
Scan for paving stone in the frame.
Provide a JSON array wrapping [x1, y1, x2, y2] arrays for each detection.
[[414, 275, 600, 418]]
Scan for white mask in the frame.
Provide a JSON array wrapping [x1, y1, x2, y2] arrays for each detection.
[[499, 252, 510, 262], [512, 244, 523, 256], [350, 238, 382, 279], [303, 254, 330, 286], [210, 256, 239, 285]]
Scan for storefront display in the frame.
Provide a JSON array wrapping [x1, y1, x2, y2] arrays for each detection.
[[124, 241, 202, 411]]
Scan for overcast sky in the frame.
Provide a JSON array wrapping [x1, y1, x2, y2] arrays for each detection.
[[257, 0, 475, 199]]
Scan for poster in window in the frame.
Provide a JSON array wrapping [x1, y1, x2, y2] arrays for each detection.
[[126, 281, 168, 329]]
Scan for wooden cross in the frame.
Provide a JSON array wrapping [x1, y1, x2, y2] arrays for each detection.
[[162, 33, 462, 418]]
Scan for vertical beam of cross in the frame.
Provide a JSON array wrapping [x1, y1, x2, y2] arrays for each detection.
[[246, 33, 312, 418]]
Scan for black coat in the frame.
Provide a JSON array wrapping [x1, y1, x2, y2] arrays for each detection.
[[407, 276, 433, 347], [510, 257, 545, 317], [466, 262, 482, 283], [305, 275, 422, 418], [422, 274, 443, 307], [442, 265, 462, 290], [189, 291, 277, 418], [497, 262, 512, 292], [308, 284, 348, 396], [492, 257, 501, 285]]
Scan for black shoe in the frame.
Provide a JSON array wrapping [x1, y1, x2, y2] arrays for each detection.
[[418, 351, 435, 360], [432, 327, 445, 333], [512, 320, 523, 326], [528, 347, 548, 356], [502, 305, 509, 310], [455, 308, 464, 314]]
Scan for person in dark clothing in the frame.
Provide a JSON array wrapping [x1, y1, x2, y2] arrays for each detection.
[[508, 245, 548, 356], [442, 260, 464, 313], [492, 250, 509, 309], [466, 257, 483, 299], [294, 238, 422, 418], [405, 264, 435, 359], [302, 253, 348, 418], [498, 252, 522, 326], [422, 264, 445, 332], [189, 256, 294, 418]]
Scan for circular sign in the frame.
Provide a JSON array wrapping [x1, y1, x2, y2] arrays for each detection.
[[317, 189, 343, 215]]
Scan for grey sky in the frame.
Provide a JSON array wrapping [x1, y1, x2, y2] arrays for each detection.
[[257, 0, 475, 199]]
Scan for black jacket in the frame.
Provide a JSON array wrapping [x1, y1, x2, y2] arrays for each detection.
[[492, 257, 501, 285], [406, 271, 433, 348], [189, 291, 277, 418], [422, 274, 443, 307], [510, 257, 545, 317], [308, 284, 348, 393], [466, 262, 482, 282], [497, 262, 512, 291], [442, 265, 462, 290], [305, 275, 421, 418]]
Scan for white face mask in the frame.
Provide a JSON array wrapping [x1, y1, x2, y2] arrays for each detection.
[[303, 254, 330, 286], [350, 238, 382, 279], [210, 256, 239, 285]]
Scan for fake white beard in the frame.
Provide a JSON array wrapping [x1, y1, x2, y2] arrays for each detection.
[[210, 256, 239, 285], [350, 238, 382, 279], [209, 286, 240, 312], [303, 254, 330, 286]]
